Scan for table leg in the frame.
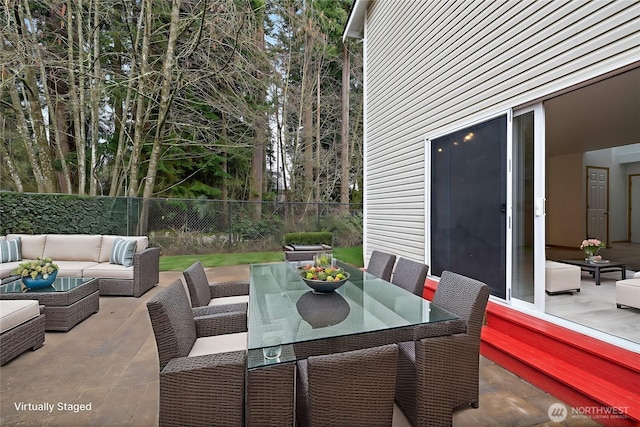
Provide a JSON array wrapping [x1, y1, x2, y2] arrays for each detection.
[[595, 268, 601, 286]]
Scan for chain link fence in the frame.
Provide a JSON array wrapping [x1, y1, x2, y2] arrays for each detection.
[[145, 198, 363, 255], [0, 192, 362, 256]]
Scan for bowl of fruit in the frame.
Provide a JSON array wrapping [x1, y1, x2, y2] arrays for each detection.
[[299, 265, 350, 293]]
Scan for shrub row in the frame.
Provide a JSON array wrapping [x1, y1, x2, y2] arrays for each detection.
[[0, 192, 134, 235]]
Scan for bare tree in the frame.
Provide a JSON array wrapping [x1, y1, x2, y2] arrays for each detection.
[[0, 0, 363, 207]]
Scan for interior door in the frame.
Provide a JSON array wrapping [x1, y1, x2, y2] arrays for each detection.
[[631, 174, 640, 243], [587, 167, 609, 245]]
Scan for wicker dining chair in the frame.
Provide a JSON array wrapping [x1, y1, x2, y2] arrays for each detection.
[[146, 280, 247, 427], [395, 271, 490, 427], [391, 257, 429, 297], [296, 344, 399, 427], [366, 250, 396, 281], [183, 261, 249, 308]]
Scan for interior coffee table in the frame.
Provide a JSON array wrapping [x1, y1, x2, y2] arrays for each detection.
[[557, 259, 626, 286], [0, 277, 99, 331]]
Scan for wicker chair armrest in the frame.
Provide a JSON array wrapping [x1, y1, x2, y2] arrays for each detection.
[[161, 350, 246, 375], [192, 302, 247, 317], [412, 319, 466, 340], [195, 310, 247, 337], [209, 281, 249, 299]]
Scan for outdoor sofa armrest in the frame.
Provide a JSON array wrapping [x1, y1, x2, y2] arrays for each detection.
[[195, 310, 247, 337], [132, 247, 160, 297], [209, 280, 249, 299]]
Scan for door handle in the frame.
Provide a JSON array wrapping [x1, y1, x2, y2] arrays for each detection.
[[535, 198, 545, 217]]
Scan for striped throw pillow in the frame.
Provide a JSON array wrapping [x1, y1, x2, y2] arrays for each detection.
[[0, 237, 22, 263], [109, 238, 137, 267]]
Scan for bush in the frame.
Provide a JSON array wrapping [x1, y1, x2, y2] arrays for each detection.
[[0, 192, 135, 235], [319, 211, 363, 247], [283, 231, 334, 247]]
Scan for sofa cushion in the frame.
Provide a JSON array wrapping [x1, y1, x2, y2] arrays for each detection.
[[0, 262, 22, 280], [0, 300, 40, 334], [7, 234, 46, 260], [42, 234, 102, 262], [54, 261, 100, 277], [99, 236, 148, 262], [110, 238, 137, 267], [0, 238, 21, 263], [83, 263, 134, 280]]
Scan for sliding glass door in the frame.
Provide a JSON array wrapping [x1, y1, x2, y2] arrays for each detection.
[[428, 106, 544, 306], [512, 105, 545, 310]]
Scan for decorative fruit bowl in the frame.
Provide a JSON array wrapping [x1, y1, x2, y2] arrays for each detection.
[[299, 265, 350, 293]]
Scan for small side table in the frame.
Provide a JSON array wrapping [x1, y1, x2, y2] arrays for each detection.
[[0, 277, 99, 331]]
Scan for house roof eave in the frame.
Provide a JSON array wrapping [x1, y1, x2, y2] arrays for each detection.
[[343, 0, 369, 41]]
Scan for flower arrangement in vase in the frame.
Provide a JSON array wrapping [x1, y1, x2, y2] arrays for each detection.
[[579, 239, 605, 262], [14, 257, 60, 289]]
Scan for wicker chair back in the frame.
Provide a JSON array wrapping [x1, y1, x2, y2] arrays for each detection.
[[146, 280, 197, 369], [391, 258, 429, 297], [297, 344, 399, 427], [366, 250, 396, 281], [433, 271, 490, 341], [183, 262, 212, 308]]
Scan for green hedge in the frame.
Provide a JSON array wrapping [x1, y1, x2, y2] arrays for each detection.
[[282, 231, 333, 247], [0, 192, 137, 235]]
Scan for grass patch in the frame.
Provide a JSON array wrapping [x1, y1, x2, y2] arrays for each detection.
[[160, 247, 363, 271]]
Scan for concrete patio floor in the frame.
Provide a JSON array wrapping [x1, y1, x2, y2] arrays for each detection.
[[0, 266, 601, 426]]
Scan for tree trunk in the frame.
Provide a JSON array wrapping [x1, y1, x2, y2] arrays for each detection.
[[55, 104, 71, 194], [340, 43, 350, 209], [129, 0, 151, 197], [0, 108, 24, 192], [140, 0, 182, 233], [315, 71, 321, 202], [75, 0, 88, 195], [89, 0, 101, 196], [250, 9, 266, 221], [24, 68, 57, 193], [7, 78, 46, 192]]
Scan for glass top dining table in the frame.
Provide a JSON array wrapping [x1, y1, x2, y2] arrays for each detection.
[[247, 261, 460, 368]]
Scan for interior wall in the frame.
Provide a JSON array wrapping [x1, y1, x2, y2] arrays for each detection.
[[547, 153, 583, 247]]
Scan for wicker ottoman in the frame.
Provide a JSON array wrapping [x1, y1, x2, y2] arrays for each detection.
[[615, 279, 640, 309], [0, 300, 45, 365], [545, 261, 581, 295]]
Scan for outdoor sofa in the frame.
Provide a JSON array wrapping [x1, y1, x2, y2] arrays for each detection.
[[283, 244, 333, 262], [0, 234, 159, 297], [0, 300, 45, 365]]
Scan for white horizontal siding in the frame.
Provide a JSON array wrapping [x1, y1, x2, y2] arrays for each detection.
[[362, 0, 640, 265]]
